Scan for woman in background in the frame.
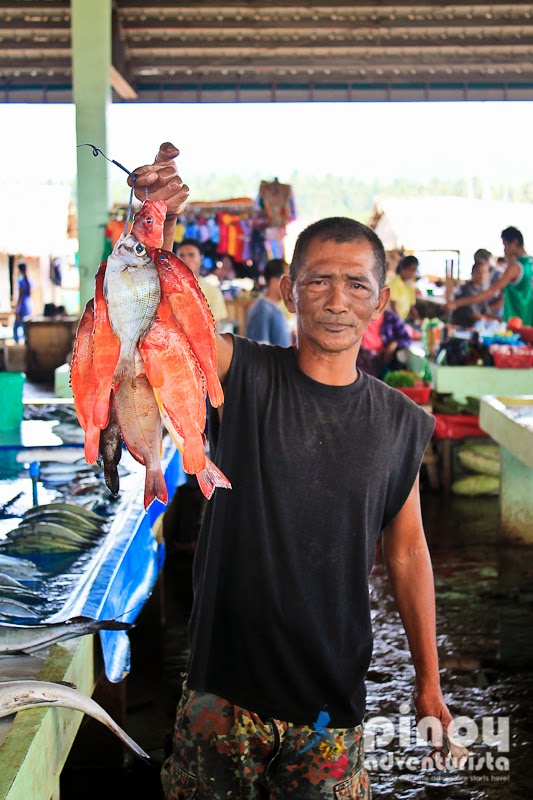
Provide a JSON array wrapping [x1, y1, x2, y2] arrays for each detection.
[[388, 255, 421, 322]]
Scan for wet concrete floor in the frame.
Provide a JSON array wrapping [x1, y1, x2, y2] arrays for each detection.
[[60, 488, 533, 799]]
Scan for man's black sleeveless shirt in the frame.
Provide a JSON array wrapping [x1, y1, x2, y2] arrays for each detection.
[[187, 336, 435, 727]]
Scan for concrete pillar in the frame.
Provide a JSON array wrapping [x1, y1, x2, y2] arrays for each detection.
[[71, 0, 112, 307]]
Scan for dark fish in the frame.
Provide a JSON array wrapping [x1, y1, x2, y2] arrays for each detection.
[[98, 395, 123, 497]]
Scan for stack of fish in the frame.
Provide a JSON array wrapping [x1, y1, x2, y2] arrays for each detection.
[[0, 503, 107, 621], [71, 200, 231, 510]]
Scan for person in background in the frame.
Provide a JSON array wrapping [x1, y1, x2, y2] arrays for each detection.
[[13, 262, 32, 343], [388, 255, 421, 323], [132, 146, 465, 800], [450, 260, 497, 328], [447, 227, 533, 325], [473, 248, 503, 320], [246, 258, 291, 346], [178, 239, 228, 325], [357, 307, 412, 378]]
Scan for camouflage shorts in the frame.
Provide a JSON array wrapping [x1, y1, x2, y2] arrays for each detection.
[[161, 682, 371, 799]]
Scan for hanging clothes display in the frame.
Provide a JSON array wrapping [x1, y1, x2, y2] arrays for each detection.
[[256, 179, 297, 262]]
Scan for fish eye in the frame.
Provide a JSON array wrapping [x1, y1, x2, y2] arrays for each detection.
[[134, 243, 146, 254], [145, 216, 153, 225], [158, 254, 165, 263]]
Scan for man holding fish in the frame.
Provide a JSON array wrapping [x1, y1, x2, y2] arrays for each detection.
[[131, 144, 466, 798]]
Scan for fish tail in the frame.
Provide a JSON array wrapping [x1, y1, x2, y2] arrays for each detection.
[[113, 352, 137, 388], [144, 468, 168, 510], [84, 424, 101, 464], [207, 375, 224, 408], [196, 458, 232, 499], [182, 436, 207, 476]]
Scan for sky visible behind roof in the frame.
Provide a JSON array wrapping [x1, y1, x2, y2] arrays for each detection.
[[1, 100, 531, 193]]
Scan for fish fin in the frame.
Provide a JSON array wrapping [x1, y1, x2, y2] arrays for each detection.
[[93, 390, 112, 429], [55, 680, 78, 689], [140, 347, 164, 388], [84, 424, 101, 464], [207, 376, 224, 408], [182, 437, 207, 475], [196, 458, 232, 499], [157, 295, 172, 322], [144, 469, 168, 510]]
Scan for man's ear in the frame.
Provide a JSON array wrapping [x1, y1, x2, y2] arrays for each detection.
[[371, 286, 390, 320], [279, 274, 296, 312]]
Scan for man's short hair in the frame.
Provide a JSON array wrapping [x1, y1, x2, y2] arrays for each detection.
[[474, 248, 492, 264], [289, 217, 387, 288], [264, 259, 287, 284], [397, 255, 419, 274], [501, 226, 524, 248], [178, 238, 203, 254]]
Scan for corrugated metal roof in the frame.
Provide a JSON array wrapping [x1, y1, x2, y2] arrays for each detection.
[[2, 1, 533, 103]]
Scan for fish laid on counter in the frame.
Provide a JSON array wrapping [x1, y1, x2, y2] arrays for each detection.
[[0, 680, 149, 761], [0, 616, 132, 655], [71, 197, 231, 508], [0, 598, 41, 620], [0, 555, 41, 581]]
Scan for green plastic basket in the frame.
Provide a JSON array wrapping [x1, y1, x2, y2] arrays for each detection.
[[0, 371, 26, 431]]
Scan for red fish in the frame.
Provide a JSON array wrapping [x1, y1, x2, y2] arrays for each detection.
[[92, 261, 121, 429], [70, 300, 100, 464], [130, 199, 167, 249], [149, 247, 224, 408], [155, 394, 231, 499], [140, 312, 207, 475]]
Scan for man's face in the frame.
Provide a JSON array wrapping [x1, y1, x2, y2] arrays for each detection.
[[502, 238, 520, 261], [280, 237, 389, 355], [472, 262, 489, 287], [178, 244, 202, 276]]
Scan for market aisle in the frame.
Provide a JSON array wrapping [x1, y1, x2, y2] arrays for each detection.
[[60, 489, 533, 799]]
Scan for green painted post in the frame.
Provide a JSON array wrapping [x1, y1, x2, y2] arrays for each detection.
[[71, 0, 112, 308]]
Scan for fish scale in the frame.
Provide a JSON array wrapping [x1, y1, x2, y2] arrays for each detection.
[[104, 234, 160, 386]]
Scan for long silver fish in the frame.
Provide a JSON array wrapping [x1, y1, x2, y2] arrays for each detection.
[[0, 680, 149, 761], [0, 616, 132, 655], [104, 233, 160, 386], [22, 509, 103, 535]]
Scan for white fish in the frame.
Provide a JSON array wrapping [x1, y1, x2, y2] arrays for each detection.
[[0, 680, 149, 761], [104, 233, 160, 386]]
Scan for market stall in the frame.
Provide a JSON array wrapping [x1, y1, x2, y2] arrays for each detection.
[[0, 402, 186, 798]]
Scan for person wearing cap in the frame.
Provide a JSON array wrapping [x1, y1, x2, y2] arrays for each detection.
[[387, 255, 421, 322]]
